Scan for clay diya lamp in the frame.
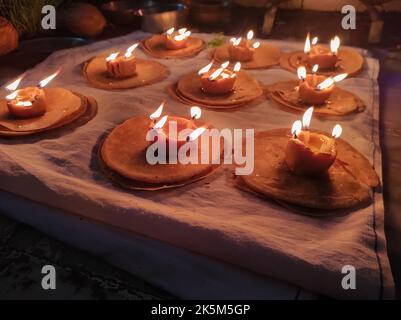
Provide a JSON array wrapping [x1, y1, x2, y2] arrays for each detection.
[[5, 71, 59, 119], [198, 61, 241, 95], [165, 27, 191, 50], [149, 104, 202, 150], [297, 66, 348, 105], [285, 107, 343, 176], [228, 30, 260, 62], [106, 43, 139, 78], [304, 33, 340, 70]]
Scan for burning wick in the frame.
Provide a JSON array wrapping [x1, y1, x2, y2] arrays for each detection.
[[124, 43, 139, 59], [190, 106, 201, 120], [5, 76, 24, 92], [312, 64, 319, 86], [153, 115, 168, 131], [186, 127, 206, 142], [291, 120, 302, 139], [304, 33, 311, 55], [149, 101, 165, 125], [330, 36, 340, 56], [38, 70, 60, 88], [297, 66, 307, 82], [332, 124, 342, 139]]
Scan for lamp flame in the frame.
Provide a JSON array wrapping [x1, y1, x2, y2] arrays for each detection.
[[297, 66, 306, 81], [333, 73, 348, 82], [208, 67, 224, 81], [174, 30, 191, 41], [221, 61, 229, 69], [252, 41, 260, 49], [166, 27, 175, 35], [317, 77, 334, 90], [304, 33, 311, 54], [332, 124, 342, 139], [198, 62, 213, 75], [302, 107, 314, 129], [124, 43, 139, 58], [150, 101, 165, 121], [5, 76, 24, 91], [291, 120, 302, 138], [178, 28, 187, 34], [190, 106, 202, 120], [312, 36, 318, 45], [187, 127, 206, 142], [231, 37, 242, 46], [330, 36, 340, 55], [5, 90, 19, 100], [153, 115, 168, 130], [106, 52, 119, 62], [233, 62, 241, 73], [312, 64, 319, 73], [247, 30, 254, 41], [38, 70, 60, 88]]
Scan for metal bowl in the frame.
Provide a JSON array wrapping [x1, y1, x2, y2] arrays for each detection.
[[141, 3, 189, 33], [101, 1, 155, 26], [189, 0, 231, 27]]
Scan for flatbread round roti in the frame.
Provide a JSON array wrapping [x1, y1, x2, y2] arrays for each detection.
[[0, 93, 97, 137], [213, 43, 280, 69], [0, 88, 83, 133], [266, 80, 365, 116], [100, 116, 221, 188], [237, 129, 379, 211], [84, 55, 169, 90], [280, 47, 364, 77], [142, 34, 206, 59], [176, 71, 263, 107]]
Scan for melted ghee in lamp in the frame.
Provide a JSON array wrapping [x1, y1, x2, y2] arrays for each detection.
[[307, 45, 338, 70], [106, 55, 137, 78], [151, 116, 197, 150], [201, 68, 236, 95], [298, 74, 333, 105], [228, 40, 255, 62], [285, 131, 337, 176], [7, 87, 47, 119], [165, 32, 189, 50]]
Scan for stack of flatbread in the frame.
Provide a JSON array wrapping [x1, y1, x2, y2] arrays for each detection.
[[83, 54, 169, 90], [0, 88, 97, 137], [236, 129, 379, 214]]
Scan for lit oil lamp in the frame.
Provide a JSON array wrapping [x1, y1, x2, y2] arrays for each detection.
[[297, 66, 348, 105], [165, 27, 191, 50], [150, 104, 201, 150], [106, 43, 139, 78], [228, 30, 260, 62], [198, 61, 241, 95], [304, 33, 340, 70], [5, 71, 59, 119], [285, 107, 343, 176]]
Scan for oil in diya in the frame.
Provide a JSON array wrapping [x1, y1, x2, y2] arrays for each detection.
[[228, 30, 260, 62], [165, 27, 191, 50], [198, 61, 241, 95], [285, 107, 343, 176], [297, 66, 348, 105], [5, 71, 59, 119], [304, 33, 340, 70], [106, 43, 139, 78]]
